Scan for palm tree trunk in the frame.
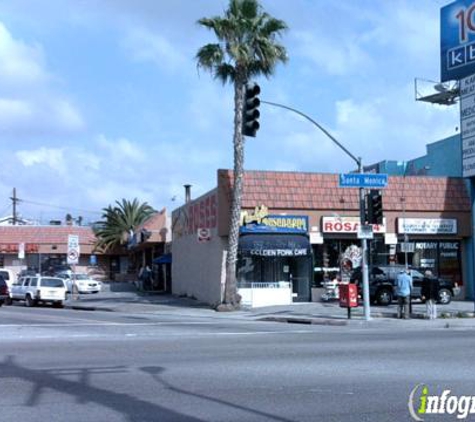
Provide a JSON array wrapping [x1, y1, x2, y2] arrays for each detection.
[[224, 74, 246, 307]]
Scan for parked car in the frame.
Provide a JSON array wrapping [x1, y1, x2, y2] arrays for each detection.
[[10, 276, 67, 307], [350, 265, 459, 306], [0, 268, 15, 288], [70, 273, 101, 294], [0, 275, 9, 306], [56, 272, 101, 294]]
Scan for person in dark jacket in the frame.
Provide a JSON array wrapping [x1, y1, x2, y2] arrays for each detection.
[[421, 270, 439, 319]]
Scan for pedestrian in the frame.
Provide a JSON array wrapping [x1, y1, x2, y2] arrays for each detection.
[[421, 270, 439, 320], [395, 269, 413, 319]]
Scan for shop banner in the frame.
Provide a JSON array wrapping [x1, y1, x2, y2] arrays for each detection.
[[322, 216, 386, 233], [240, 214, 309, 234], [398, 218, 457, 235], [238, 234, 311, 257]]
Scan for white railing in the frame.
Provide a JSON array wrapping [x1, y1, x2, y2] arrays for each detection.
[[238, 281, 293, 307]]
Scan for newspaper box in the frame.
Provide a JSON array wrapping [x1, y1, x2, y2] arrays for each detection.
[[339, 283, 358, 308]]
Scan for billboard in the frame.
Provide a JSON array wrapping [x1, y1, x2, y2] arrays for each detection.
[[441, 0, 475, 81]]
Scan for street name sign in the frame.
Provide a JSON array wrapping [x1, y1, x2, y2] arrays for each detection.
[[339, 173, 388, 188]]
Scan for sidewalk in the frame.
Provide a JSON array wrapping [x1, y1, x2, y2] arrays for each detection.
[[65, 282, 475, 327]]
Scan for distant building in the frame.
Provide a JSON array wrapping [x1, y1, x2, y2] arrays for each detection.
[[364, 134, 462, 177]]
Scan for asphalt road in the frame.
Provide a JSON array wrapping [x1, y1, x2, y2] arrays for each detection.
[[0, 305, 474, 422]]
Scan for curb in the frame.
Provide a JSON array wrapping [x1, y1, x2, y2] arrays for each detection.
[[259, 316, 348, 326]]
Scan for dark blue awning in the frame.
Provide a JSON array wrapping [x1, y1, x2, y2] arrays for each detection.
[[238, 234, 311, 257], [153, 254, 172, 264]]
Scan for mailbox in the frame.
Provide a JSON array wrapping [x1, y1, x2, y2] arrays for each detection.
[[339, 283, 358, 308]]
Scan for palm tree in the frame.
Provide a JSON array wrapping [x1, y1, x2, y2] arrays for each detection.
[[93, 198, 156, 252], [196, 0, 288, 308]]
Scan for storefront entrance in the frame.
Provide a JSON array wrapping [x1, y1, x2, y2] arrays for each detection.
[[237, 233, 312, 302]]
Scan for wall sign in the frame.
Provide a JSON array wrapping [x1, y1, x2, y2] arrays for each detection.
[[398, 218, 457, 235], [240, 205, 308, 234], [322, 216, 386, 233]]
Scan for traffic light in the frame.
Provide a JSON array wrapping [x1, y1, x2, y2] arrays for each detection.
[[242, 82, 260, 137], [367, 189, 383, 225]]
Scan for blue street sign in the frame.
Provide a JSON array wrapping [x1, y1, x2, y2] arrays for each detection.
[[339, 173, 388, 188]]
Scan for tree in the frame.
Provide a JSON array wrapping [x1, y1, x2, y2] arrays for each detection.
[[93, 198, 156, 253], [196, 0, 288, 308]]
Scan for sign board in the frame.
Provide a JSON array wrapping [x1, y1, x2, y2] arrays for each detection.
[[197, 228, 211, 243], [339, 173, 388, 188], [357, 224, 374, 239], [440, 0, 475, 82], [384, 233, 398, 245], [460, 74, 475, 177], [18, 242, 25, 259], [400, 242, 415, 253], [398, 218, 457, 235], [322, 216, 386, 234], [309, 232, 324, 244], [67, 234, 80, 265]]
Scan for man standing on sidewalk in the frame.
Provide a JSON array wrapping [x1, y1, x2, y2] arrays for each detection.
[[396, 269, 412, 319]]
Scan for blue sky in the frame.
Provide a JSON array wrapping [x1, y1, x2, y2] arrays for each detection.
[[0, 0, 459, 223]]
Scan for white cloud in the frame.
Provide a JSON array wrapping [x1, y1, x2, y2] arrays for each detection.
[[0, 22, 48, 90], [16, 147, 66, 173], [97, 135, 146, 163], [122, 28, 187, 70], [0, 22, 84, 137]]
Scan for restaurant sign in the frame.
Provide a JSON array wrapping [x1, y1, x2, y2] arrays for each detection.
[[322, 216, 386, 234], [398, 218, 457, 235], [240, 205, 308, 233]]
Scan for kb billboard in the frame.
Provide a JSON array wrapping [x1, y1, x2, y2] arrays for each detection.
[[441, 0, 475, 81]]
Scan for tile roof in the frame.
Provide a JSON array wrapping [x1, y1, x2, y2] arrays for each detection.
[[0, 226, 96, 245], [218, 169, 471, 212]]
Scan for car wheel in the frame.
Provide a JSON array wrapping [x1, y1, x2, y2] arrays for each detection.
[[25, 295, 35, 307], [376, 288, 393, 306], [438, 288, 452, 305], [54, 301, 64, 308], [5, 297, 12, 306]]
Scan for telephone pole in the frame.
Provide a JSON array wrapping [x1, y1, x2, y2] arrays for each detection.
[[10, 188, 19, 225]]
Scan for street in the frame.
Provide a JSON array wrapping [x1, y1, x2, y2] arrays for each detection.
[[1, 305, 474, 421]]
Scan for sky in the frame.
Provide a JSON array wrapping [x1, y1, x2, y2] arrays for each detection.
[[0, 0, 460, 224]]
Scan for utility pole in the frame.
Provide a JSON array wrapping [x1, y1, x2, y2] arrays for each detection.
[[10, 188, 19, 225], [261, 100, 371, 320]]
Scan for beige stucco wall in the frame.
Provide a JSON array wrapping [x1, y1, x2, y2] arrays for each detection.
[[171, 188, 227, 306], [171, 229, 227, 306]]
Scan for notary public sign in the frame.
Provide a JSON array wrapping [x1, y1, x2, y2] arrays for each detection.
[[441, 0, 475, 82], [339, 173, 388, 188]]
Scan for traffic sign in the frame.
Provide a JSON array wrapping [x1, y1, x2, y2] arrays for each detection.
[[67, 234, 80, 265], [339, 173, 388, 188]]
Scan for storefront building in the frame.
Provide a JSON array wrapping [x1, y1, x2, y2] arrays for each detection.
[[171, 169, 472, 306]]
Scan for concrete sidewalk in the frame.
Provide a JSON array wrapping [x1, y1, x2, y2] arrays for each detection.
[[65, 282, 475, 327]]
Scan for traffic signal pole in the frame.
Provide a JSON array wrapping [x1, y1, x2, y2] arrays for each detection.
[[261, 100, 371, 320]]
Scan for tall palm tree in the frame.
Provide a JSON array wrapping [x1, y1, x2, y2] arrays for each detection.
[[196, 0, 288, 308], [93, 198, 156, 252]]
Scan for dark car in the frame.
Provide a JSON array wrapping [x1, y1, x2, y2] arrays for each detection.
[[0, 275, 9, 306], [350, 265, 459, 306]]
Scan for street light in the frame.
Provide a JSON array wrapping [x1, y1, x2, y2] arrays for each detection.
[[261, 100, 372, 321]]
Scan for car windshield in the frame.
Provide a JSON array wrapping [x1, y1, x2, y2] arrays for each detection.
[[0, 271, 10, 280], [41, 278, 65, 288], [74, 274, 89, 280]]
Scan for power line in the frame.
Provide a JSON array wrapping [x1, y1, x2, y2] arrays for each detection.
[[18, 199, 102, 215]]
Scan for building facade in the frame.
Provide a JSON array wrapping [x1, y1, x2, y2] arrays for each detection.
[[171, 169, 472, 306]]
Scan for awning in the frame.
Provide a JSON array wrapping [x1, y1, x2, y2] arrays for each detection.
[[238, 234, 311, 258], [153, 253, 172, 264]]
